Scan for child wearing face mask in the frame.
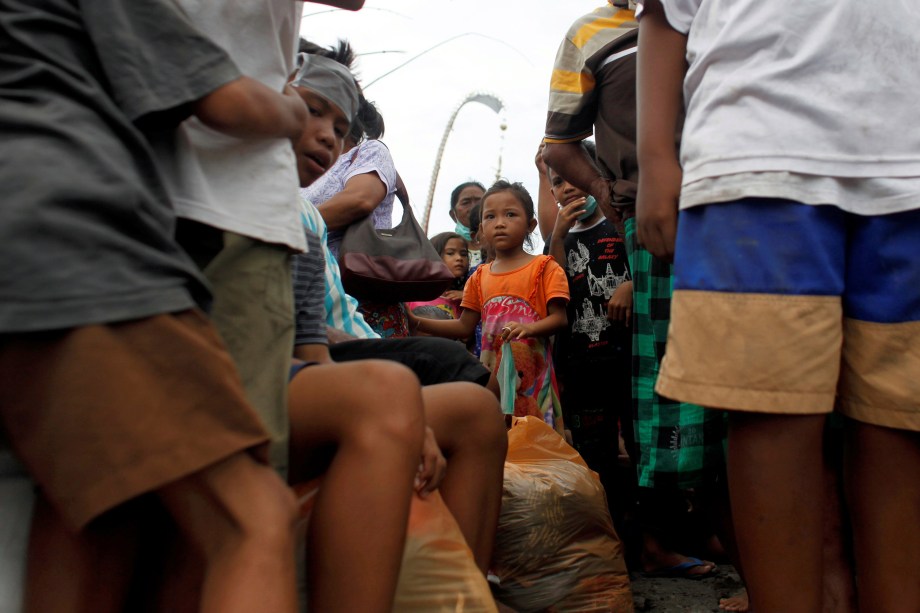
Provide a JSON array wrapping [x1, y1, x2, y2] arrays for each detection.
[[546, 141, 634, 527]]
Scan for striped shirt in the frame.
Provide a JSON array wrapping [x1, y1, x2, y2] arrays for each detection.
[[544, 1, 637, 145], [292, 230, 328, 346], [298, 199, 379, 341]]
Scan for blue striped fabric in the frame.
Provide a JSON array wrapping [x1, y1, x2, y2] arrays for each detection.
[[299, 199, 379, 339]]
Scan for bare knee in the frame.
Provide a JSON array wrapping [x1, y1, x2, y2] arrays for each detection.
[[432, 382, 507, 456], [349, 360, 425, 451]]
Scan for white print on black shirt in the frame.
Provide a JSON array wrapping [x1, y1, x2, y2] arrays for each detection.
[[567, 241, 590, 275], [571, 298, 610, 342], [587, 263, 629, 299]]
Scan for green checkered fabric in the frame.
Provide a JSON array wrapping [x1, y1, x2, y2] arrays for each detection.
[[624, 217, 725, 489]]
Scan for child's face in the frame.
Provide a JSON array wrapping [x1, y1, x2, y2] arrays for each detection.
[[481, 192, 536, 254], [548, 167, 588, 207], [292, 87, 350, 187], [450, 185, 484, 227], [441, 237, 470, 279]]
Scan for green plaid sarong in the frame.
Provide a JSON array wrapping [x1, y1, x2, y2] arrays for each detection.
[[624, 217, 725, 489]]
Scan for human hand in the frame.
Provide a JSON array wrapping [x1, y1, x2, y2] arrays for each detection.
[[405, 307, 422, 335], [553, 196, 587, 239], [607, 280, 633, 325], [501, 322, 535, 341], [415, 426, 446, 498], [441, 289, 464, 302], [636, 157, 682, 262], [535, 141, 548, 175]]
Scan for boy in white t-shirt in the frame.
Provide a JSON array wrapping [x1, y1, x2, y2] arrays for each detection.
[[163, 0, 365, 476], [635, 1, 920, 612]]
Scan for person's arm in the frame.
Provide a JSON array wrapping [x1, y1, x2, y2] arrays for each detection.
[[636, 0, 688, 262], [410, 308, 480, 340], [394, 171, 410, 209], [193, 78, 306, 142], [542, 141, 616, 218], [535, 142, 558, 242], [317, 172, 387, 231], [606, 280, 633, 325], [501, 298, 568, 340]]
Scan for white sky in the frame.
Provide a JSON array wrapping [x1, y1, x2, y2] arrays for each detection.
[[300, 0, 605, 251]]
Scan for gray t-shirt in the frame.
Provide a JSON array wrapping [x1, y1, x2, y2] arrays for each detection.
[[0, 0, 241, 332]]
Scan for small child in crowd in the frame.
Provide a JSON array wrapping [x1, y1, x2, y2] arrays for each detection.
[[545, 140, 634, 524], [408, 231, 470, 321], [411, 181, 570, 431]]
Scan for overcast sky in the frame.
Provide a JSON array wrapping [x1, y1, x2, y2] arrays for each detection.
[[301, 0, 605, 249]]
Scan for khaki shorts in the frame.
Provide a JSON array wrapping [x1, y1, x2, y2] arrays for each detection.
[[180, 223, 295, 476], [0, 310, 268, 531], [657, 199, 920, 432]]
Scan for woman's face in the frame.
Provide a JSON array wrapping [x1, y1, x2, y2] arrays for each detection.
[[451, 185, 485, 228]]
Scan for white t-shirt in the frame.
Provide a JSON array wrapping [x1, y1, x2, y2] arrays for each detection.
[[163, 0, 305, 250], [643, 0, 920, 214]]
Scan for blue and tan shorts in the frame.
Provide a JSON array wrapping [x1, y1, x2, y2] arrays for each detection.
[[657, 198, 920, 431]]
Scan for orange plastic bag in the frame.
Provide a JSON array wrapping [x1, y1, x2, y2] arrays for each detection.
[[295, 482, 498, 613], [490, 417, 633, 612]]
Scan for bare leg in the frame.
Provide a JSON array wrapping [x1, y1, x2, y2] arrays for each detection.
[[844, 420, 920, 613], [421, 382, 507, 572], [821, 428, 856, 613], [288, 360, 425, 613], [157, 453, 299, 613], [727, 412, 826, 613]]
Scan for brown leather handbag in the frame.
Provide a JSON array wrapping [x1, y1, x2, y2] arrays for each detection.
[[338, 198, 454, 303]]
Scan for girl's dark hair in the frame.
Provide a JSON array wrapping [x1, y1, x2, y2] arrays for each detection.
[[449, 181, 486, 212], [481, 180, 535, 221], [481, 180, 536, 249], [429, 232, 468, 288], [429, 231, 467, 256]]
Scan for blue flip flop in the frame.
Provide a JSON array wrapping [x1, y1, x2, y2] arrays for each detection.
[[641, 557, 716, 580]]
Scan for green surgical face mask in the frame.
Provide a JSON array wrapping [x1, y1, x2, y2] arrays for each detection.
[[577, 195, 598, 221], [454, 220, 472, 241]]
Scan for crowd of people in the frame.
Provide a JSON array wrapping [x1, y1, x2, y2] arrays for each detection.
[[1, 0, 918, 612]]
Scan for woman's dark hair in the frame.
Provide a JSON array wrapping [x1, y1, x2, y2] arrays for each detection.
[[468, 203, 482, 235], [349, 95, 384, 143], [449, 181, 486, 212]]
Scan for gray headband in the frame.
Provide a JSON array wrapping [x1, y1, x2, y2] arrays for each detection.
[[291, 53, 360, 123]]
